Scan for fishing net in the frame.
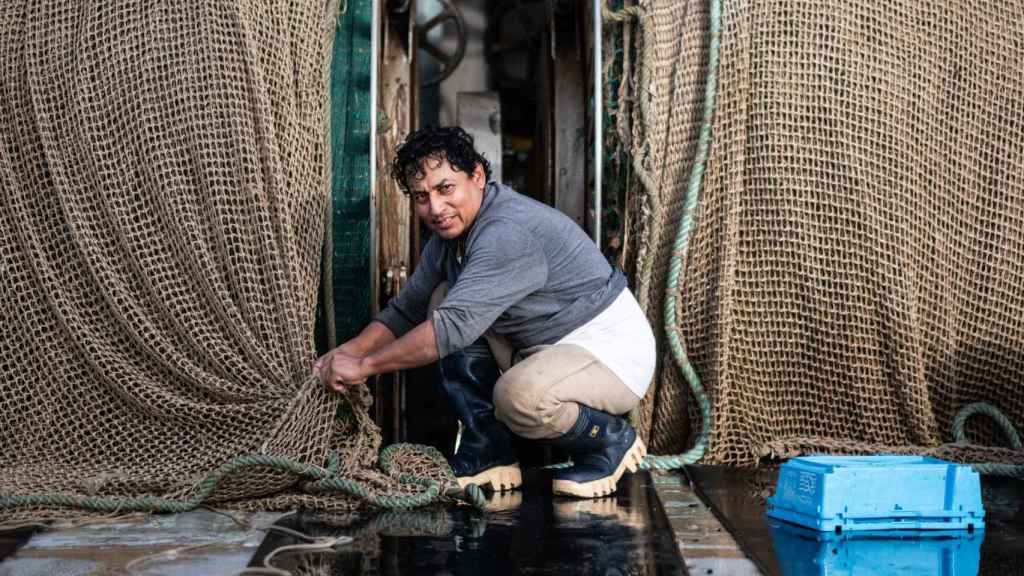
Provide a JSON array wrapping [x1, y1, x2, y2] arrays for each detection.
[[626, 0, 1024, 467], [0, 0, 452, 521]]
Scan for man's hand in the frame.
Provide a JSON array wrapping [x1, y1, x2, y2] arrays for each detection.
[[321, 351, 369, 393], [312, 347, 347, 378], [312, 322, 397, 379], [312, 352, 330, 378], [313, 319, 438, 393]]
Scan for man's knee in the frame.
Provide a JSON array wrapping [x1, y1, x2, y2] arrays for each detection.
[[493, 374, 528, 428], [494, 371, 548, 438]]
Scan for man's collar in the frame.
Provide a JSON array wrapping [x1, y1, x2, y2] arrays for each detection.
[[452, 182, 498, 244], [478, 181, 498, 215]]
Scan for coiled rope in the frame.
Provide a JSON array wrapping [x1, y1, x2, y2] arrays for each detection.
[[0, 444, 487, 515], [950, 403, 1024, 477], [602, 2, 643, 24]]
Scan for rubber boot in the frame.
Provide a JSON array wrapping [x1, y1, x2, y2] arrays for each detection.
[[439, 339, 522, 491], [549, 405, 647, 498]]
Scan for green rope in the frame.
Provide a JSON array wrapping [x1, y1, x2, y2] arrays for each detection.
[[950, 402, 1024, 477], [602, 2, 644, 24], [967, 461, 1024, 477], [377, 443, 487, 509], [636, 0, 722, 471], [0, 444, 486, 514], [952, 402, 1023, 450]]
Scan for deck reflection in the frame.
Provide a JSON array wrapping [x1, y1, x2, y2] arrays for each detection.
[[249, 469, 686, 576], [686, 466, 1024, 576]]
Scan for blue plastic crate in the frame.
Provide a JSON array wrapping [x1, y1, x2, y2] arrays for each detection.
[[765, 456, 985, 532], [768, 519, 983, 576]]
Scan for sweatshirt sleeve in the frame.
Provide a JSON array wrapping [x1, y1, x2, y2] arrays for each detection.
[[432, 219, 547, 357], [375, 238, 443, 338]]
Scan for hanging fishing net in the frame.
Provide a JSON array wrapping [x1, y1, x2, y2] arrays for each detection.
[[624, 0, 1024, 468], [0, 0, 455, 522]]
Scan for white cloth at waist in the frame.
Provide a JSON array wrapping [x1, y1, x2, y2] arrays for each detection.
[[555, 288, 656, 399]]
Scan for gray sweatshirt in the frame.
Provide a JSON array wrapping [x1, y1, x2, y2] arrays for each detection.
[[376, 183, 627, 358]]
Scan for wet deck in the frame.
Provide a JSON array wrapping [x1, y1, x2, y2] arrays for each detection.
[[681, 466, 1024, 576], [2, 467, 1022, 575], [248, 468, 685, 575], [0, 470, 686, 575], [0, 510, 278, 575]]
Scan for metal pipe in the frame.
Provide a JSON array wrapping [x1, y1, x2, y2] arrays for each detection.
[[592, 0, 602, 247], [369, 0, 380, 313], [369, 0, 393, 439]]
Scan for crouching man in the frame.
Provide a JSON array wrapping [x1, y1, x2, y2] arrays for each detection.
[[316, 126, 655, 498]]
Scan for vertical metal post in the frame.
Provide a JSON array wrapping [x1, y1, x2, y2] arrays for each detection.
[[370, 0, 395, 440], [592, 0, 603, 247], [369, 0, 380, 312]]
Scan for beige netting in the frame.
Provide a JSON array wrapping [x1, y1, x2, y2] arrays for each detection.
[[628, 0, 1024, 466], [628, 0, 712, 457], [0, 0, 450, 521]]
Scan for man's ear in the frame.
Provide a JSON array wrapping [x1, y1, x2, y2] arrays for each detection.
[[473, 163, 486, 187]]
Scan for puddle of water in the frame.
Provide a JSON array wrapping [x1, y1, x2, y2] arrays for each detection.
[[0, 510, 279, 576], [688, 466, 1024, 576], [248, 469, 686, 576]]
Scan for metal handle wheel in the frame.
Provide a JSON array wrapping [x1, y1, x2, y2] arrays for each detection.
[[417, 0, 467, 87]]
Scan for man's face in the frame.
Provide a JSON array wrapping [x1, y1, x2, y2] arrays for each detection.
[[407, 155, 486, 240]]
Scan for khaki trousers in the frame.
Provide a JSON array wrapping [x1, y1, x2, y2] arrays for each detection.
[[431, 284, 640, 440]]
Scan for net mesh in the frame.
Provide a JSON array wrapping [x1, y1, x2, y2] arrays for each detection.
[[0, 0, 450, 520], [630, 0, 1024, 466]]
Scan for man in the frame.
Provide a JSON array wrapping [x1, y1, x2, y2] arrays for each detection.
[[316, 126, 655, 498]]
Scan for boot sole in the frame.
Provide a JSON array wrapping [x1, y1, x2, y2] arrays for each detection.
[[551, 435, 647, 498], [457, 463, 523, 492]]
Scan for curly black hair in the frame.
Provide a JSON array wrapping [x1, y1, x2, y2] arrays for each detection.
[[390, 126, 492, 195]]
